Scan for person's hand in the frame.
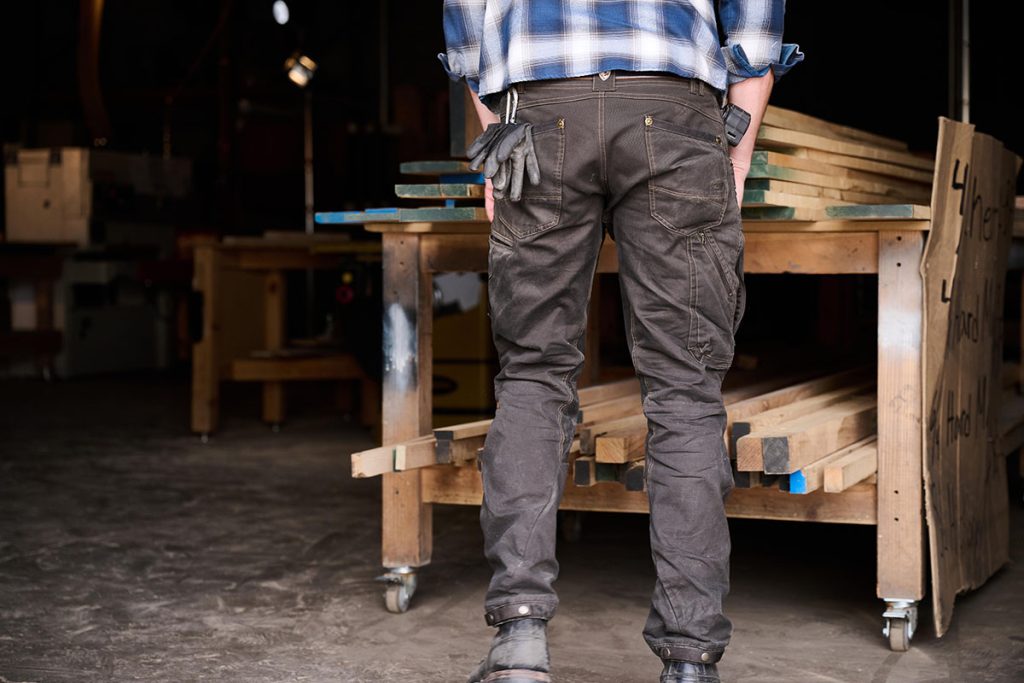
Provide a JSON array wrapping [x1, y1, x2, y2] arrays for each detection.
[[485, 178, 494, 222], [730, 155, 750, 208]]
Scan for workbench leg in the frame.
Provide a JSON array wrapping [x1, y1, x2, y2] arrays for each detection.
[[34, 279, 55, 381], [876, 231, 925, 650], [192, 245, 221, 437], [379, 235, 433, 613], [262, 270, 286, 427]]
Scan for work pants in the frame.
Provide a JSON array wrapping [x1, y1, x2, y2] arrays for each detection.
[[480, 71, 744, 665]]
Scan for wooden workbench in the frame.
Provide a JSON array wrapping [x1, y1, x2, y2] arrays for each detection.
[[344, 118, 1020, 652], [190, 235, 380, 435], [368, 216, 930, 644]]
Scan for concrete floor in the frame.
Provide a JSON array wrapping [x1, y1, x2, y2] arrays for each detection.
[[1, 377, 1022, 683]]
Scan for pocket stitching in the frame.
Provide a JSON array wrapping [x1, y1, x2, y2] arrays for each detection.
[[644, 120, 730, 237]]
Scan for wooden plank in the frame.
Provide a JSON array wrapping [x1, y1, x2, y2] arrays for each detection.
[[751, 150, 935, 186], [762, 106, 909, 151], [394, 183, 484, 199], [726, 367, 872, 440], [399, 207, 489, 223], [742, 189, 851, 209], [577, 394, 643, 425], [743, 178, 915, 206], [799, 148, 935, 181], [747, 161, 932, 203], [421, 464, 877, 523], [395, 437, 438, 471], [573, 456, 619, 487], [757, 125, 935, 171], [595, 427, 647, 464], [824, 439, 879, 492], [352, 445, 394, 478], [743, 205, 930, 222], [317, 208, 401, 224], [731, 382, 874, 459], [878, 229, 926, 603], [366, 221, 489, 234], [825, 204, 931, 220], [786, 436, 876, 494], [399, 160, 472, 175], [740, 220, 929, 234], [436, 434, 486, 465], [580, 414, 646, 454], [381, 234, 433, 568], [738, 394, 877, 474], [229, 354, 363, 381], [191, 245, 221, 434], [586, 373, 813, 460], [745, 177, 827, 198], [578, 377, 642, 406], [742, 232, 878, 274], [434, 419, 491, 441]]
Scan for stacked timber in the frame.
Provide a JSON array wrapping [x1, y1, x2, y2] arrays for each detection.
[[317, 106, 934, 228], [742, 107, 933, 221], [351, 368, 880, 498]]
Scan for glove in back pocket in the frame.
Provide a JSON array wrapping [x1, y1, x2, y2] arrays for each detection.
[[495, 118, 565, 240]]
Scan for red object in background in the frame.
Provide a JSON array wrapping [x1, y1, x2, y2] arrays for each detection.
[[335, 284, 354, 305]]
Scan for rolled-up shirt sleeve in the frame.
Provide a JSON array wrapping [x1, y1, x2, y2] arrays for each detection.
[[718, 0, 803, 85], [439, 0, 487, 93]]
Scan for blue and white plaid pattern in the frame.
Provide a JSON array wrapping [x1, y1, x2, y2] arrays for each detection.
[[440, 0, 802, 101]]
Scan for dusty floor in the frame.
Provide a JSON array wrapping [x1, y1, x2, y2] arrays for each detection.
[[1, 377, 1022, 683]]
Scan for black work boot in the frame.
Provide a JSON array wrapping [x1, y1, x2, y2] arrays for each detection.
[[660, 660, 720, 683], [466, 618, 551, 683]]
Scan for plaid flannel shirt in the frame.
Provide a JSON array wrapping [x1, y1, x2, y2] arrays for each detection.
[[440, 0, 802, 104]]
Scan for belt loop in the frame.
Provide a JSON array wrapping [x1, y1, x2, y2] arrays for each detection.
[[689, 79, 698, 96], [699, 80, 705, 96], [593, 69, 616, 91]]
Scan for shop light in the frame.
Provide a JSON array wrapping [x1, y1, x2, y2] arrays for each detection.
[[284, 52, 317, 88]]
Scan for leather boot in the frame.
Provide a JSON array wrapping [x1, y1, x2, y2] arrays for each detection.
[[660, 660, 720, 683], [466, 618, 551, 683]]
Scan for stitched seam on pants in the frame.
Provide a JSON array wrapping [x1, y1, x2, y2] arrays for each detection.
[[687, 236, 701, 360]]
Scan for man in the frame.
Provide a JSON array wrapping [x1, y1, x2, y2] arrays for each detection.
[[439, 3, 801, 682]]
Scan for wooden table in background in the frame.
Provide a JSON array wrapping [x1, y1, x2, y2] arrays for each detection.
[[190, 235, 380, 436]]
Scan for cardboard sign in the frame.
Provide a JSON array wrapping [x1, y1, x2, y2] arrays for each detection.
[[921, 118, 1021, 636]]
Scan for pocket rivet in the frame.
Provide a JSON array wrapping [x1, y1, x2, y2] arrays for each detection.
[[644, 115, 653, 126], [716, 136, 722, 144], [557, 118, 564, 129]]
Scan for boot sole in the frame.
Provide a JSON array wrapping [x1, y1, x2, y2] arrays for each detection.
[[482, 671, 551, 682]]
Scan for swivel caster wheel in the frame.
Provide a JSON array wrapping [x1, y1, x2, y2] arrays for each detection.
[[378, 567, 418, 614], [882, 599, 917, 652], [886, 617, 911, 652]]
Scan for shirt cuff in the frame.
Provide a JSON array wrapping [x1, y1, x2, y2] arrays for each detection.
[[437, 52, 482, 94], [723, 42, 804, 85]]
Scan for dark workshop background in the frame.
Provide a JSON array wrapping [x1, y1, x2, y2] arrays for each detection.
[[1, 0, 1021, 241]]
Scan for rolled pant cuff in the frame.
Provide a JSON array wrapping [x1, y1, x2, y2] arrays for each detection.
[[484, 601, 556, 626], [649, 642, 724, 665]]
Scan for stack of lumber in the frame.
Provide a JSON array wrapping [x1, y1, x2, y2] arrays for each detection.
[[316, 106, 934, 228], [351, 368, 881, 498], [352, 377, 642, 478], [742, 107, 933, 221], [316, 161, 487, 225]]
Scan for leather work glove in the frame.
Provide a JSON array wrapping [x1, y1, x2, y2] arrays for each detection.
[[466, 122, 541, 202]]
